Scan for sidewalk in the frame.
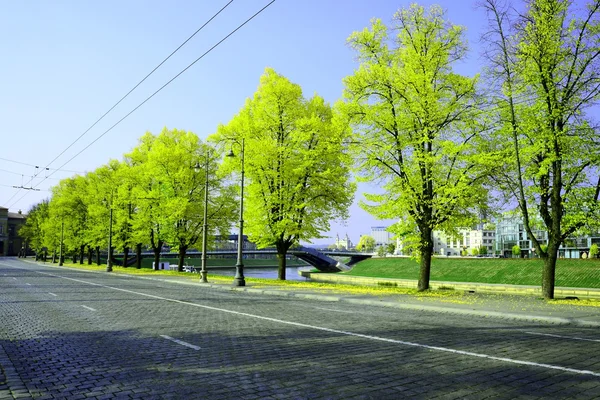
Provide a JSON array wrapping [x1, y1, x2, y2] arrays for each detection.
[[136, 272, 600, 328], [21, 259, 600, 328]]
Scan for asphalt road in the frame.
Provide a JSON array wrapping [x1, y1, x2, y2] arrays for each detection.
[[1, 258, 600, 399]]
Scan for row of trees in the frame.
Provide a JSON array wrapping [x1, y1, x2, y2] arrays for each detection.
[[21, 0, 600, 299], [340, 0, 600, 299], [21, 130, 237, 271], [21, 69, 356, 280]]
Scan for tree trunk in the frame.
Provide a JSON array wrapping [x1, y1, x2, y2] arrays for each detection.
[[276, 241, 291, 280], [136, 243, 142, 269], [418, 226, 433, 292], [87, 246, 92, 264], [72, 253, 77, 263], [152, 241, 163, 270], [96, 246, 100, 265], [52, 250, 56, 263], [43, 249, 47, 262], [277, 253, 287, 280], [178, 245, 188, 272], [542, 239, 559, 299], [79, 245, 85, 264], [123, 247, 129, 268]]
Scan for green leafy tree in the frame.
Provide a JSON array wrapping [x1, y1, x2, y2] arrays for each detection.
[[590, 244, 599, 258], [49, 176, 90, 263], [385, 242, 396, 255], [478, 246, 488, 256], [481, 0, 600, 298], [356, 235, 376, 252], [340, 5, 485, 291], [512, 245, 521, 258], [213, 68, 355, 280], [19, 200, 49, 257], [377, 245, 386, 257]]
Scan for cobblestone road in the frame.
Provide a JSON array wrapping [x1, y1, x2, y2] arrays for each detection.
[[2, 258, 600, 399]]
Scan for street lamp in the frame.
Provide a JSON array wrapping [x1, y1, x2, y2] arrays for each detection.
[[107, 207, 113, 272], [195, 152, 209, 283], [58, 219, 64, 266], [226, 137, 246, 287]]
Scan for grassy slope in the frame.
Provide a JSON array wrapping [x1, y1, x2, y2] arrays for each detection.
[[346, 257, 600, 288]]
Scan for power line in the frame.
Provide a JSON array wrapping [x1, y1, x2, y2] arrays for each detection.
[[3, 0, 236, 208], [7, 0, 277, 210], [40, 0, 236, 174], [0, 157, 82, 173]]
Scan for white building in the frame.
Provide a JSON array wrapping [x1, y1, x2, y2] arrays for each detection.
[[395, 227, 496, 256], [334, 233, 353, 250], [371, 226, 392, 247]]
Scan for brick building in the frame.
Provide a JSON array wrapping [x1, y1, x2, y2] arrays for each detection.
[[0, 207, 27, 256]]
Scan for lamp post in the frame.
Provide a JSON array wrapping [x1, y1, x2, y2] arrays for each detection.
[[226, 138, 245, 287], [58, 220, 64, 266], [107, 207, 113, 272], [195, 151, 209, 283]]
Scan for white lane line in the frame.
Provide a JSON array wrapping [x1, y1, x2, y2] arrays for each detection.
[[526, 331, 600, 343], [81, 305, 96, 311], [313, 307, 354, 314], [12, 277, 17, 280], [25, 283, 31, 286], [160, 335, 201, 350], [22, 269, 600, 378], [48, 292, 58, 297]]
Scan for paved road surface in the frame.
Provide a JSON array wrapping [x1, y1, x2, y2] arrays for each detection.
[[1, 258, 600, 399]]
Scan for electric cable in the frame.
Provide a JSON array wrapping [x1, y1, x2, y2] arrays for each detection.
[[6, 0, 276, 210]]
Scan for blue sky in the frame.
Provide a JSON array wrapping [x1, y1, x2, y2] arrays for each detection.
[[0, 0, 488, 245]]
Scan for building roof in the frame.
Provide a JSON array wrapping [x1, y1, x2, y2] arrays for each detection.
[[8, 212, 26, 219]]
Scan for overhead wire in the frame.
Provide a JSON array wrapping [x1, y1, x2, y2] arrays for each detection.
[[6, 0, 277, 210], [3, 0, 237, 208]]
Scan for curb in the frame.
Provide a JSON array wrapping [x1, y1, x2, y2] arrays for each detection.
[[15, 259, 600, 328]]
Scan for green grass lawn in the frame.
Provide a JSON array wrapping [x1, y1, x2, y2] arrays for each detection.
[[346, 257, 600, 288]]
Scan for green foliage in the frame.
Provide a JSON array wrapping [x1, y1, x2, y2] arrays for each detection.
[[478, 246, 488, 256], [376, 246, 386, 257], [339, 4, 486, 290], [590, 244, 599, 259], [512, 245, 521, 257], [356, 235, 376, 252], [19, 200, 49, 252], [385, 242, 396, 255], [211, 68, 355, 279], [481, 0, 600, 298]]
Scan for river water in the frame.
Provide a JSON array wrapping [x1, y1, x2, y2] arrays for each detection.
[[210, 266, 311, 281]]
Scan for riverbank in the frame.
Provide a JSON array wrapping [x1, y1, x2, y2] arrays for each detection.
[[345, 256, 600, 288]]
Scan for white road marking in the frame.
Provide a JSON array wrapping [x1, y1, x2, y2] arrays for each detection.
[[313, 306, 354, 314], [48, 292, 57, 297], [25, 283, 31, 286], [526, 331, 600, 343], [81, 305, 96, 311], [7, 264, 600, 378], [160, 335, 201, 350], [12, 277, 17, 280]]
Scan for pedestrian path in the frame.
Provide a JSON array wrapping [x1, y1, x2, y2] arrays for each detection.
[[20, 258, 600, 328], [138, 272, 600, 328]]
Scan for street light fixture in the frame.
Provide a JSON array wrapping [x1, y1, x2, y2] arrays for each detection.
[[107, 207, 113, 272], [226, 137, 246, 287], [58, 219, 64, 266], [195, 152, 209, 283]]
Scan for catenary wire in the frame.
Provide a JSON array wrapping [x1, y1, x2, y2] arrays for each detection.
[[3, 0, 236, 207], [6, 0, 277, 210]]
